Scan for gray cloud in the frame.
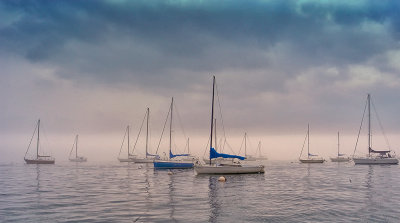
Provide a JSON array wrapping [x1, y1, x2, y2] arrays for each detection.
[[1, 0, 400, 136]]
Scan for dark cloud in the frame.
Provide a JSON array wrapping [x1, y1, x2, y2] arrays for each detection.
[[1, 0, 400, 136]]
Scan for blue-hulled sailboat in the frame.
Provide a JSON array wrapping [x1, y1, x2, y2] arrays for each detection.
[[153, 98, 195, 169], [194, 76, 264, 174]]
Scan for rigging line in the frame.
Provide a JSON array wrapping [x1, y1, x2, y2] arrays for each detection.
[[371, 99, 391, 150], [173, 102, 188, 140], [132, 110, 147, 154], [225, 140, 238, 155], [238, 133, 245, 155], [24, 121, 38, 158], [118, 127, 128, 158], [203, 136, 210, 157], [215, 82, 228, 152], [69, 135, 76, 158], [299, 130, 308, 159], [353, 98, 368, 157], [155, 105, 171, 155]]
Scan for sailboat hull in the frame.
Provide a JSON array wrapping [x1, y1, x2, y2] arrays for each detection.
[[154, 160, 194, 169], [69, 157, 87, 162], [353, 157, 399, 165], [24, 158, 55, 164], [299, 158, 324, 163], [330, 157, 351, 162], [118, 158, 135, 162], [130, 158, 155, 163], [195, 164, 264, 174]]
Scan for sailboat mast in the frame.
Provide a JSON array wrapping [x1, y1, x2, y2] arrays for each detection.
[[37, 119, 40, 159], [368, 94, 371, 156], [127, 125, 130, 157], [214, 118, 217, 151], [76, 135, 78, 158], [210, 76, 215, 165], [245, 132, 247, 157], [258, 141, 261, 157], [307, 124, 310, 159], [337, 132, 339, 157], [146, 107, 149, 158], [170, 98, 173, 155]]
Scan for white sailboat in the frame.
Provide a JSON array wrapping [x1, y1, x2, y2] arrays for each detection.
[[24, 119, 55, 164], [299, 124, 324, 163], [242, 133, 256, 161], [353, 94, 398, 165], [69, 135, 87, 162], [129, 108, 160, 163], [255, 141, 268, 161], [194, 76, 265, 174], [330, 132, 350, 162]]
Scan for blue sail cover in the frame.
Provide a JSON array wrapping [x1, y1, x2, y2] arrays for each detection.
[[338, 153, 346, 156], [169, 151, 190, 159], [308, 153, 318, 156], [210, 147, 245, 160]]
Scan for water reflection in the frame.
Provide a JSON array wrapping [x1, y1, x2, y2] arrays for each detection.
[[168, 171, 177, 223], [208, 176, 221, 223]]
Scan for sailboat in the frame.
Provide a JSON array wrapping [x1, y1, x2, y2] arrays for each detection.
[[194, 76, 265, 174], [299, 124, 324, 163], [129, 108, 160, 163], [118, 125, 135, 162], [243, 133, 256, 161], [255, 141, 268, 161], [69, 135, 87, 162], [24, 119, 55, 164], [330, 132, 350, 162], [153, 98, 195, 169], [353, 94, 398, 165]]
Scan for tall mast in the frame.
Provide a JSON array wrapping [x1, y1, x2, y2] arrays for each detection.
[[210, 76, 215, 165], [337, 131, 339, 157], [307, 124, 310, 159], [214, 118, 217, 151], [245, 132, 247, 157], [127, 125, 130, 157], [258, 141, 261, 157], [37, 119, 40, 159], [170, 98, 173, 155], [76, 135, 78, 158], [368, 94, 371, 156], [146, 107, 149, 158]]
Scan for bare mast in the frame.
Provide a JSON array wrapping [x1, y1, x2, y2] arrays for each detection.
[[210, 76, 215, 165]]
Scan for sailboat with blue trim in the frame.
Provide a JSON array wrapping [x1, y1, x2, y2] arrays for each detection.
[[153, 98, 195, 169], [299, 124, 325, 163], [194, 76, 264, 174]]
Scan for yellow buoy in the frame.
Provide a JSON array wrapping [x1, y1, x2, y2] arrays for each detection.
[[218, 176, 226, 182]]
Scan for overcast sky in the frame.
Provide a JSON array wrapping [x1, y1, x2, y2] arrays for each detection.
[[1, 0, 400, 162]]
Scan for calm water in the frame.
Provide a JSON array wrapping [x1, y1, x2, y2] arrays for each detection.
[[1, 161, 400, 222]]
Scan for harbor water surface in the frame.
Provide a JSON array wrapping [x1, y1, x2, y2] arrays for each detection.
[[1, 161, 400, 222]]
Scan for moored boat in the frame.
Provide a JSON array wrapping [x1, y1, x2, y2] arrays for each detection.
[[24, 119, 55, 164], [69, 134, 87, 162], [299, 124, 324, 163], [194, 76, 265, 174], [353, 94, 398, 165]]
